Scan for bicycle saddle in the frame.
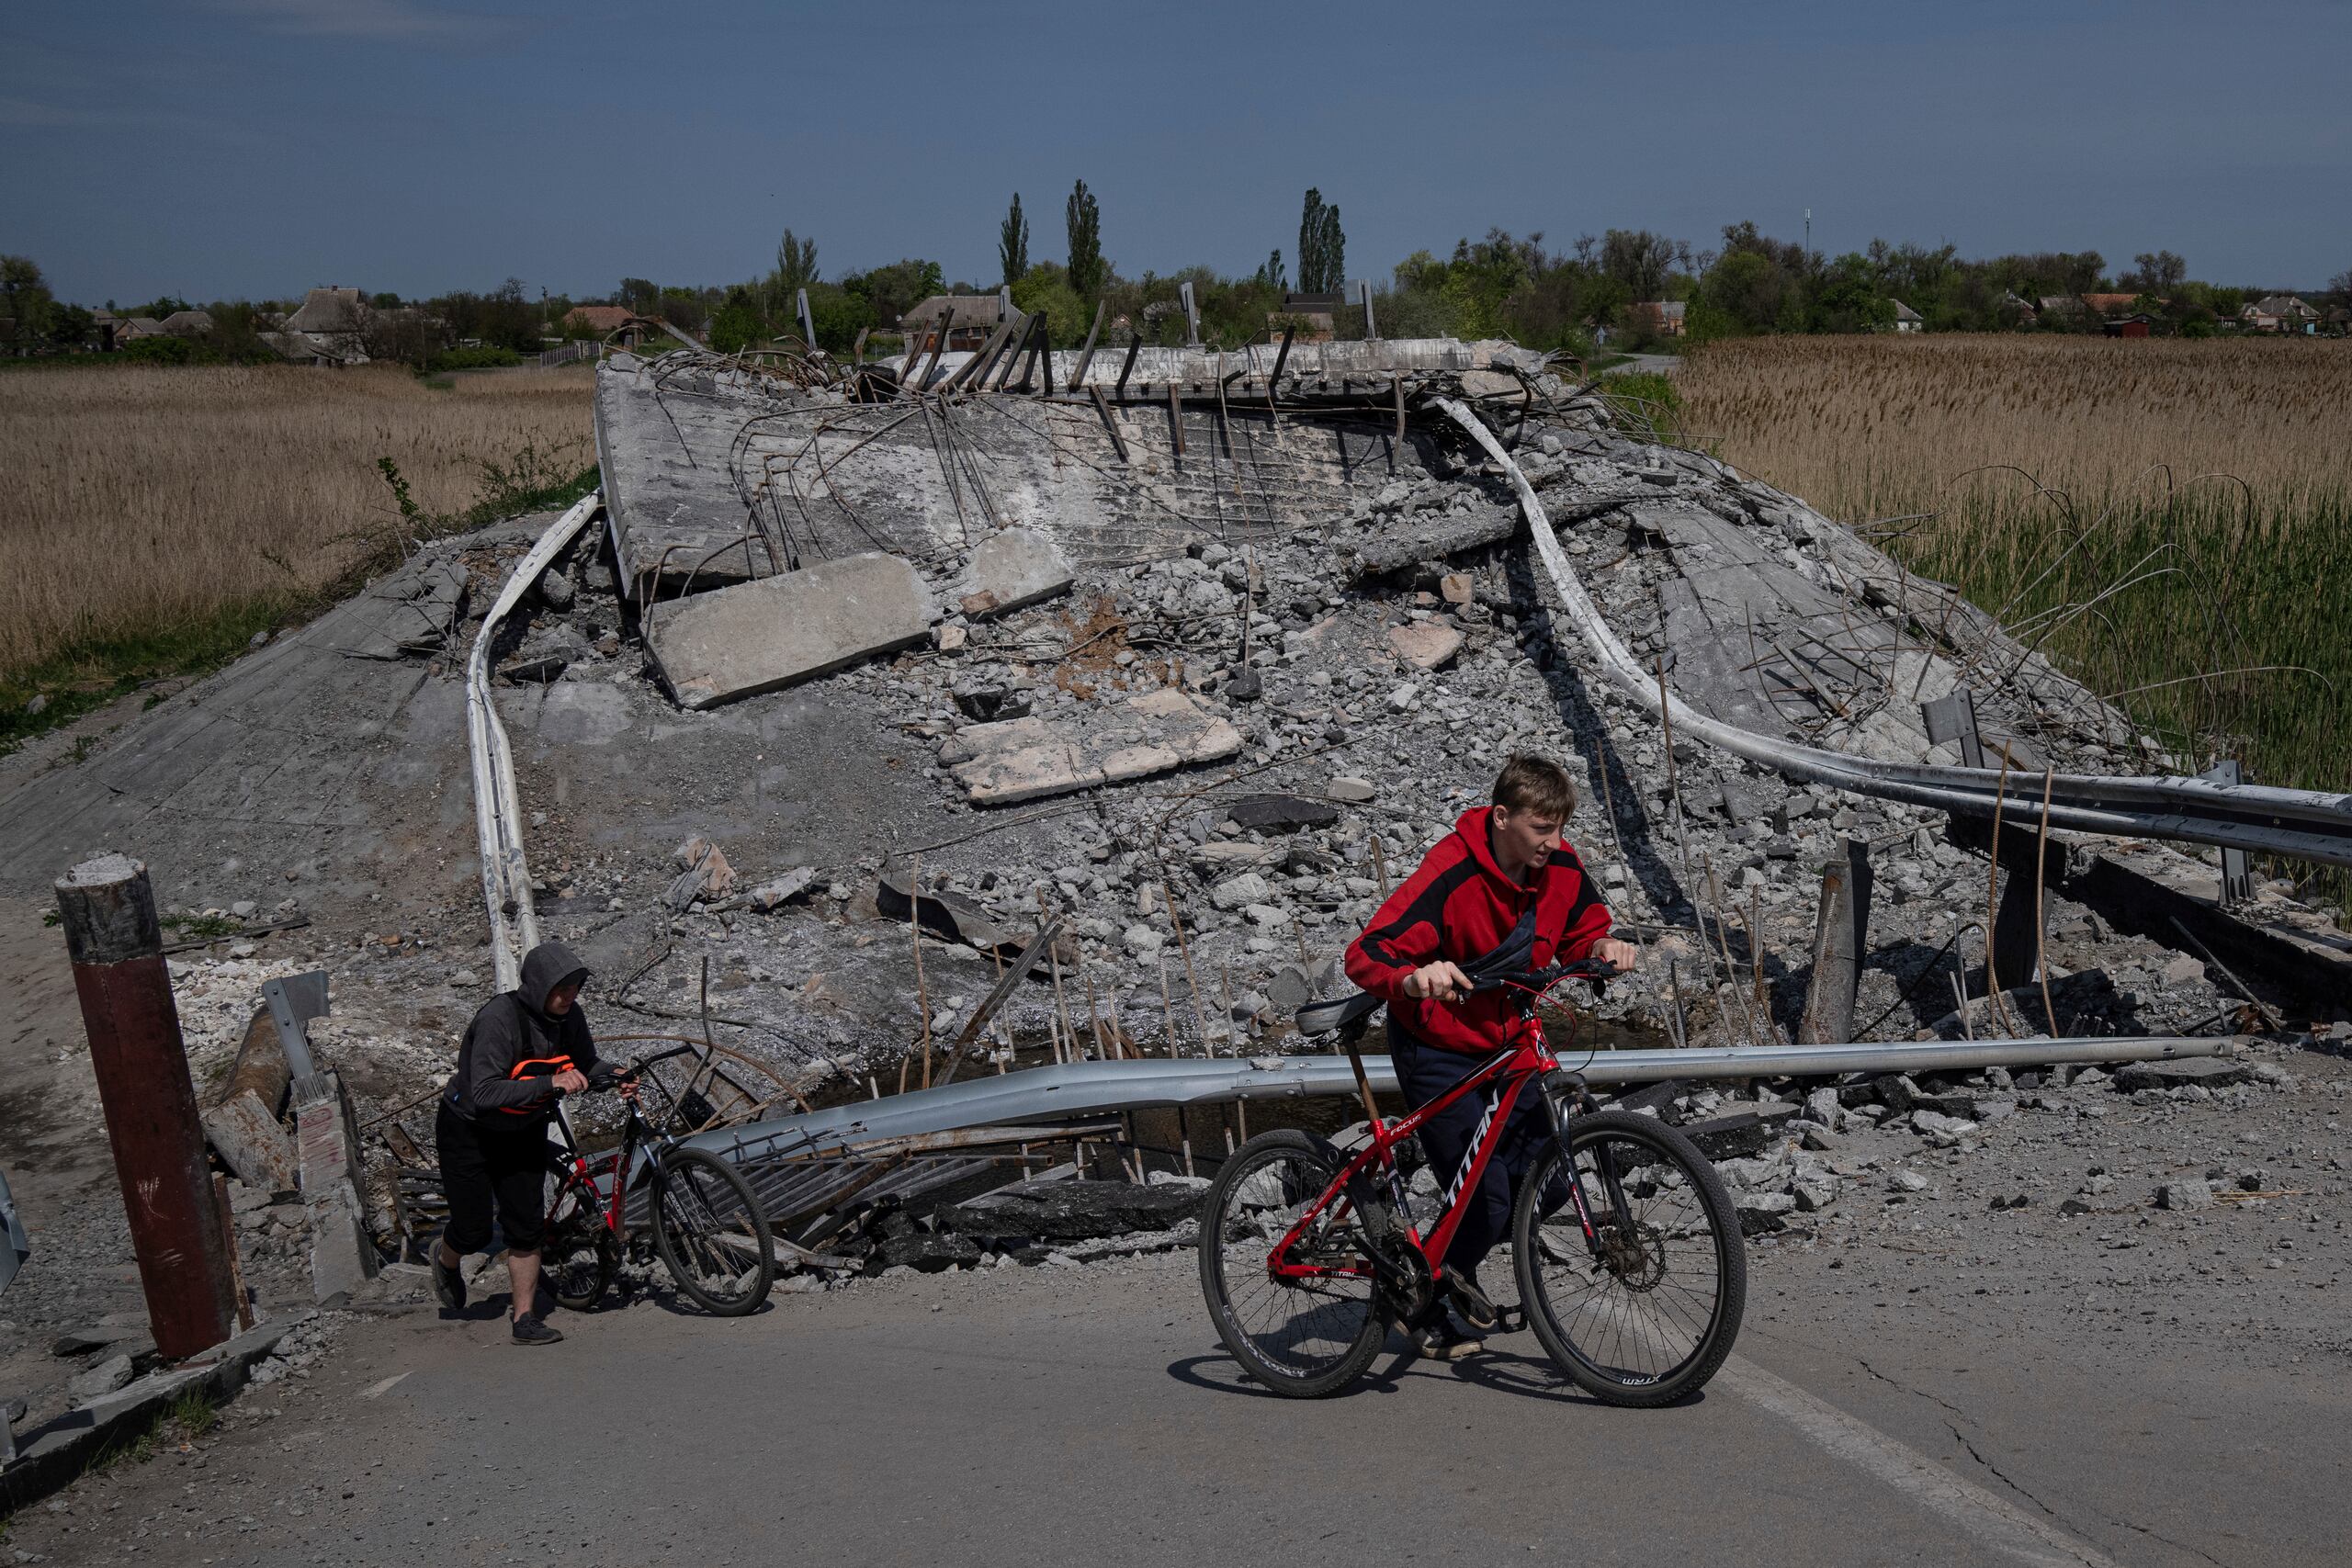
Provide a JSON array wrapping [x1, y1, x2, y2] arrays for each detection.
[[1295, 988, 1382, 1038]]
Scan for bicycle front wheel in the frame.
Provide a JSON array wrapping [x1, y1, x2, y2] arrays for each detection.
[[1510, 1108, 1745, 1407], [1198, 1129, 1386, 1399], [649, 1147, 775, 1316]]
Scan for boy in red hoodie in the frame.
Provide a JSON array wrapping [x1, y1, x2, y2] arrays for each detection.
[[1344, 754, 1637, 1357]]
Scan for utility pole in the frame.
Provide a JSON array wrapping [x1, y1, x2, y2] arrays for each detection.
[[1804, 208, 1812, 263], [54, 853, 238, 1358]]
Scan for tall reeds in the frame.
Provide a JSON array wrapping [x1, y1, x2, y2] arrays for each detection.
[[0, 363, 594, 682]]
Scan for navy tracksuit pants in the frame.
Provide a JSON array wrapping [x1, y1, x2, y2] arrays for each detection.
[[1388, 1019, 1547, 1273]]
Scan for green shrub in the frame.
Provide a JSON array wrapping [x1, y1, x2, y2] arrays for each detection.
[[425, 345, 523, 372]]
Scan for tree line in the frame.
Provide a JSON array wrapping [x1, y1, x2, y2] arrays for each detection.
[[6, 194, 2346, 366]]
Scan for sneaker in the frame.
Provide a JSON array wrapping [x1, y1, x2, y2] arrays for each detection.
[[431, 1251, 467, 1312], [510, 1312, 564, 1347], [1443, 1266, 1499, 1336], [1414, 1320, 1485, 1361]]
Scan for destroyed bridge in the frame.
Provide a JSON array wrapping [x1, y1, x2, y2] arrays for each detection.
[[360, 310, 2348, 1259]]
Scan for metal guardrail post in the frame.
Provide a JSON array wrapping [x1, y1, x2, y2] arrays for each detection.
[[53, 853, 237, 1358]]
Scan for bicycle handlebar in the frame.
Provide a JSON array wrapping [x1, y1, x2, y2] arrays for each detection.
[[1472, 957, 1622, 995]]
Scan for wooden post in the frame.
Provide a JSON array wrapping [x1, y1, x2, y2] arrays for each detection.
[[54, 854, 237, 1359], [211, 1174, 254, 1331], [1796, 840, 1872, 1044]]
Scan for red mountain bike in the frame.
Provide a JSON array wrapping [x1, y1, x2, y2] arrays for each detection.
[[1199, 960, 1745, 1404], [540, 1045, 776, 1317]]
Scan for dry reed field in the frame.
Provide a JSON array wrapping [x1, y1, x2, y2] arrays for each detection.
[[1676, 334, 2351, 520], [0, 362, 594, 693], [1676, 333, 2352, 894]]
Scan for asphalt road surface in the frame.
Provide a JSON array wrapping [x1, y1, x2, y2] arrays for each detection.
[[12, 1245, 2343, 1568]]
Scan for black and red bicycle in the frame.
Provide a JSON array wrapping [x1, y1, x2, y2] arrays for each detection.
[[539, 1046, 777, 1317], [1199, 960, 1745, 1404]]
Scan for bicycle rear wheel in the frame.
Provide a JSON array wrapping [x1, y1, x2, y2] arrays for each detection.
[[542, 1171, 616, 1313], [650, 1147, 775, 1316], [1510, 1108, 1745, 1407], [1198, 1129, 1386, 1399]]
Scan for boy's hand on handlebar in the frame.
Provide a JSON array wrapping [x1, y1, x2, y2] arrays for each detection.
[[1593, 938, 1639, 972], [552, 1067, 590, 1095], [1403, 961, 1474, 1004]]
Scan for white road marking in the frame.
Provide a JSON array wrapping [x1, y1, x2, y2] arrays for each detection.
[[358, 1371, 413, 1400], [1722, 1357, 2121, 1568]]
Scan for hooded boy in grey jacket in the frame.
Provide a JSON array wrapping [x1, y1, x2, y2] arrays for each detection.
[[433, 941, 613, 1344]]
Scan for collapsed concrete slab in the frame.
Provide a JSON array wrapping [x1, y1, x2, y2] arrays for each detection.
[[649, 552, 940, 710], [949, 687, 1244, 806], [959, 526, 1074, 618]]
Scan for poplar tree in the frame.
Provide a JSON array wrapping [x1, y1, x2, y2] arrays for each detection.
[[999, 194, 1029, 286]]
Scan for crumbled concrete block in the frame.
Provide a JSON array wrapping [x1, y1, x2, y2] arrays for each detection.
[[951, 688, 1243, 806], [650, 551, 939, 710], [2156, 1179, 2212, 1212], [957, 527, 1074, 618], [201, 1090, 299, 1192], [1387, 622, 1464, 671], [1211, 873, 1272, 911], [1326, 776, 1377, 804]]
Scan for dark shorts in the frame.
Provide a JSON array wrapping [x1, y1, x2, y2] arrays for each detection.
[[435, 1099, 549, 1255]]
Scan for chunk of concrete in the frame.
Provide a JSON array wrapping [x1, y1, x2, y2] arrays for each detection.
[[958, 527, 1074, 618], [200, 1090, 299, 1191], [951, 688, 1243, 806], [1387, 622, 1464, 671], [67, 1353, 135, 1406], [650, 551, 939, 710], [308, 1177, 379, 1303], [2115, 1055, 2248, 1092]]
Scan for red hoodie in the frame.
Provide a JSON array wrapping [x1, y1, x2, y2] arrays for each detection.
[[1344, 807, 1613, 1055]]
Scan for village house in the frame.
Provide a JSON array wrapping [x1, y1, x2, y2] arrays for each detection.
[[1891, 299, 1924, 333], [1631, 299, 1687, 338], [562, 304, 665, 347], [898, 293, 1006, 354], [2239, 294, 2320, 333]]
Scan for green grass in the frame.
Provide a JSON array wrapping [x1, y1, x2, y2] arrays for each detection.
[[0, 596, 288, 754], [1879, 482, 2352, 908], [0, 442, 597, 758], [1596, 370, 1686, 446]]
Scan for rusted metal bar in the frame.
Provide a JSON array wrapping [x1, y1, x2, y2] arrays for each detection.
[[1069, 299, 1107, 389], [1267, 324, 1295, 422], [1089, 386, 1129, 463], [1115, 330, 1141, 400], [54, 853, 237, 1359], [1168, 378, 1185, 457]]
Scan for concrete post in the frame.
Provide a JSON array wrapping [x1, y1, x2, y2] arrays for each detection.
[[1797, 839, 1872, 1044], [53, 853, 237, 1359]]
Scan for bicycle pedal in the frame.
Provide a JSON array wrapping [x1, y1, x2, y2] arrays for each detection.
[[1495, 1305, 1527, 1335]]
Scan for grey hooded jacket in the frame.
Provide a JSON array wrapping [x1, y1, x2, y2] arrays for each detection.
[[442, 942, 606, 1122]]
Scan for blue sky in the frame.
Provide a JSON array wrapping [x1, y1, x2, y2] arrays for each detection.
[[5, 0, 2346, 304]]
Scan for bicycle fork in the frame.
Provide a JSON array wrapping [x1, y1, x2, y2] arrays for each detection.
[[1539, 1072, 1631, 1262]]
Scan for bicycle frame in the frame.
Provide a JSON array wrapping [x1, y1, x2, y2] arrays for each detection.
[[1269, 976, 1621, 1292], [548, 1044, 698, 1247]]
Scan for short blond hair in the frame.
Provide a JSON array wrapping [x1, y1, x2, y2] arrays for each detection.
[[1492, 753, 1576, 818]]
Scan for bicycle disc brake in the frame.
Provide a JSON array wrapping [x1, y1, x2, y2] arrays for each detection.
[[1602, 1222, 1669, 1292]]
